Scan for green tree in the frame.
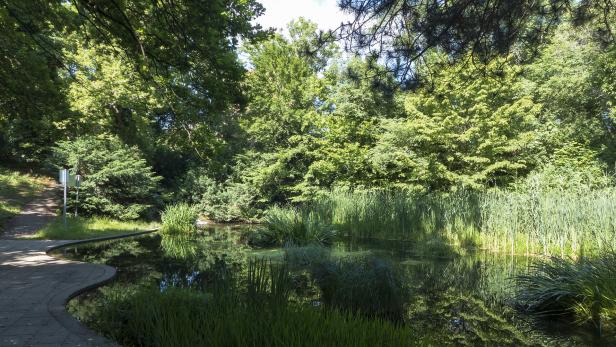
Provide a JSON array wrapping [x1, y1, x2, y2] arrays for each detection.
[[369, 59, 543, 190], [51, 136, 162, 220]]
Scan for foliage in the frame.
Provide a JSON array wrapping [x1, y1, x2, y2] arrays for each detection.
[[0, 0, 267, 166], [84, 285, 419, 347], [370, 58, 542, 190], [50, 136, 161, 220], [516, 252, 616, 334], [32, 216, 156, 240], [335, 0, 613, 83], [160, 203, 199, 235]]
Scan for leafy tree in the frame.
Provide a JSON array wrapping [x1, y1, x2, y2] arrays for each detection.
[[369, 59, 543, 190], [522, 23, 616, 164], [333, 0, 614, 83], [1, 0, 267, 167], [51, 136, 161, 220]]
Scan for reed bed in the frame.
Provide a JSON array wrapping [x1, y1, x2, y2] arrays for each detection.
[[270, 186, 616, 257], [85, 258, 420, 347]]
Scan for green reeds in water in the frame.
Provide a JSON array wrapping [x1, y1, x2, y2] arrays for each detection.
[[515, 252, 616, 335], [249, 206, 336, 247], [268, 186, 616, 257], [160, 203, 199, 235], [87, 256, 420, 347]]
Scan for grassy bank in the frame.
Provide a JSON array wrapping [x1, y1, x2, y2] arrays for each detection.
[[264, 187, 616, 257], [30, 216, 157, 240], [0, 168, 49, 231]]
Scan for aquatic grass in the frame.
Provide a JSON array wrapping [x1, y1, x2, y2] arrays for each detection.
[[160, 203, 199, 235], [30, 216, 156, 240], [273, 185, 616, 257], [515, 252, 616, 334], [250, 206, 336, 247], [85, 282, 420, 347]]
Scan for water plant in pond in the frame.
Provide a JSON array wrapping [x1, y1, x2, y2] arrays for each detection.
[[160, 203, 199, 235], [275, 187, 616, 257], [515, 252, 616, 335], [249, 206, 336, 247], [76, 265, 420, 347]]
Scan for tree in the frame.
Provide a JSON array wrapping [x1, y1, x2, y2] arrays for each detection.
[[0, 0, 267, 165], [51, 136, 161, 220], [331, 0, 614, 84], [523, 22, 616, 165], [369, 58, 543, 190]]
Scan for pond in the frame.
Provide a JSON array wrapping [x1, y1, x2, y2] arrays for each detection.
[[53, 225, 613, 346]]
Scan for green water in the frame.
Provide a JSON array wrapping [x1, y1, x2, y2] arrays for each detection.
[[55, 225, 613, 346]]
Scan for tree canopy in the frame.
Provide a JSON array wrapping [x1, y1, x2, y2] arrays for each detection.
[[1, 2, 615, 222]]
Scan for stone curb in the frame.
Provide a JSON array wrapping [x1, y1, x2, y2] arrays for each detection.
[[44, 228, 159, 347]]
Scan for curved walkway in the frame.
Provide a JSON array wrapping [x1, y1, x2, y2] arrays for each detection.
[[0, 240, 118, 346], [1, 186, 148, 346]]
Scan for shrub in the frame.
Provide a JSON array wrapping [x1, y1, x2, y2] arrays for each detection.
[[177, 167, 261, 223], [50, 136, 161, 220], [515, 252, 616, 334], [161, 203, 199, 235]]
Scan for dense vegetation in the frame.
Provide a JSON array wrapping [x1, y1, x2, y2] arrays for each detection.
[[516, 252, 616, 335], [2, 1, 614, 227], [4, 1, 616, 344]]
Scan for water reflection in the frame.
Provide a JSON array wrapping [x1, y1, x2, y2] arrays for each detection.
[[56, 226, 615, 346]]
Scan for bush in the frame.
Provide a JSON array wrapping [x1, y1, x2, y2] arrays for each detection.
[[50, 136, 161, 220], [515, 252, 616, 334], [161, 203, 199, 235], [177, 167, 261, 222]]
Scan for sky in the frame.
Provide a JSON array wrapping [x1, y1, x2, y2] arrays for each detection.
[[254, 0, 350, 33]]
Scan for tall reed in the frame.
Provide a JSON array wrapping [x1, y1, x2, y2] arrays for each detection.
[[269, 186, 616, 257]]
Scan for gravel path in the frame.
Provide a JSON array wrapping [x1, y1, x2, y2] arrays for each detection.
[[2, 186, 59, 239]]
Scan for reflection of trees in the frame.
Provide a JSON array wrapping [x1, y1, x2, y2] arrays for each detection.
[[402, 254, 535, 346]]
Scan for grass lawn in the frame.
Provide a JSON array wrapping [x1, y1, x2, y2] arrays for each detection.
[[0, 168, 49, 231], [29, 216, 159, 240]]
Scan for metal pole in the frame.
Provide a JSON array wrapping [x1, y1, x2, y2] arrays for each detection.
[[74, 178, 79, 217], [63, 169, 67, 226]]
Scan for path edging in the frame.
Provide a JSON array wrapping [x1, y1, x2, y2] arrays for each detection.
[[44, 228, 159, 346]]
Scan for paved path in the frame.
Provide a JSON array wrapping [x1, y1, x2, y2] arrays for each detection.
[[2, 187, 59, 239], [0, 187, 119, 346], [0, 241, 117, 346]]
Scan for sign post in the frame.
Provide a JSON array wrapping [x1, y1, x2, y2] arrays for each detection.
[[59, 169, 68, 226], [74, 175, 81, 217]]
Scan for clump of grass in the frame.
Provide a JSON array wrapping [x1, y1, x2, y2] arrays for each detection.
[[160, 203, 199, 235], [272, 185, 616, 257], [31, 216, 156, 240], [249, 206, 336, 247], [515, 252, 616, 335]]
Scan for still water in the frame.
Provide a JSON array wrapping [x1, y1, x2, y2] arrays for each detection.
[[53, 225, 613, 346]]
